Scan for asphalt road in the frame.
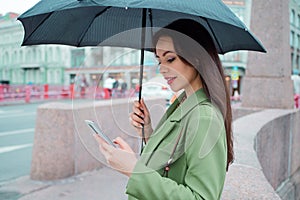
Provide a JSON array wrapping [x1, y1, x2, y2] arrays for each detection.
[[0, 103, 39, 183], [0, 99, 85, 184]]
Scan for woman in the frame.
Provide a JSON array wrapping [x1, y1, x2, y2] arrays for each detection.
[[94, 19, 233, 199]]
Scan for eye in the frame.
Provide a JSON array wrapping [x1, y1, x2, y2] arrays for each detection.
[[167, 57, 175, 63], [156, 60, 161, 66]]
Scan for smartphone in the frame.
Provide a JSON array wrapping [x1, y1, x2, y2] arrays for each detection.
[[85, 120, 116, 147]]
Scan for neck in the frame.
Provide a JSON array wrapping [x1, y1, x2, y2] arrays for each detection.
[[184, 74, 203, 97]]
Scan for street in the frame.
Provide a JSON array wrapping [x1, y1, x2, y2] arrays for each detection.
[[0, 103, 38, 183]]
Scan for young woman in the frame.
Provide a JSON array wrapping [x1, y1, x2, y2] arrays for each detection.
[[94, 19, 233, 200]]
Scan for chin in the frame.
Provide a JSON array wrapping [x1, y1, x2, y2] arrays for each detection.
[[170, 86, 182, 93]]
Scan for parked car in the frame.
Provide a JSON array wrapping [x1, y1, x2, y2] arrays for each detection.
[[142, 76, 174, 104]]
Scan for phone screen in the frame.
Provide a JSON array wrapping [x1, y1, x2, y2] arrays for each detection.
[[85, 120, 116, 147]]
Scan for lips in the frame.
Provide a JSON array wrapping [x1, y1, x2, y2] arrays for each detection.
[[165, 76, 177, 85]]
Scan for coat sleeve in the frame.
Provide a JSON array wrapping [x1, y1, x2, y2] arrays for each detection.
[[126, 105, 227, 200]]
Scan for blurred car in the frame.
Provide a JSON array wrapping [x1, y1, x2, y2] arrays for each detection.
[[142, 76, 174, 104]]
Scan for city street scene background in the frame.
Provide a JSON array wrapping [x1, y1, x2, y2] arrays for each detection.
[[0, 0, 300, 200]]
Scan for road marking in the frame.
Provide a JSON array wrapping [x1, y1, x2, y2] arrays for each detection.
[[0, 143, 33, 154], [0, 112, 36, 119], [0, 109, 23, 114], [0, 128, 34, 137]]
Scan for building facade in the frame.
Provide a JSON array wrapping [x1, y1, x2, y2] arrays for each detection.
[[0, 13, 72, 86], [290, 0, 300, 75], [65, 46, 156, 90], [0, 1, 296, 96]]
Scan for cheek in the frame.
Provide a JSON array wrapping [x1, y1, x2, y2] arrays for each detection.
[[181, 65, 197, 80]]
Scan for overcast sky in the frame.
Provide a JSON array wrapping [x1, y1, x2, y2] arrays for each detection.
[[0, 0, 40, 15]]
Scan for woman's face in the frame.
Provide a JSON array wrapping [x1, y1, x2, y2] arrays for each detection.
[[155, 36, 202, 96]]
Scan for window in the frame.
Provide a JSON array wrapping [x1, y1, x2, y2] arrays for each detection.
[[291, 53, 294, 68], [13, 51, 17, 64], [56, 47, 61, 62], [19, 50, 23, 63], [291, 31, 295, 46], [12, 70, 17, 83], [47, 70, 53, 83], [291, 9, 295, 24], [26, 50, 32, 63], [48, 48, 53, 62], [37, 50, 42, 62], [3, 52, 9, 65], [71, 49, 85, 67], [33, 48, 37, 62]]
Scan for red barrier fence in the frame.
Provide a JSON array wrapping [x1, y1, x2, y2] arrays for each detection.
[[295, 94, 300, 108], [0, 84, 136, 104]]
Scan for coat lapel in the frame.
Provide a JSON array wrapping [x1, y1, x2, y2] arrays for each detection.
[[140, 89, 209, 169]]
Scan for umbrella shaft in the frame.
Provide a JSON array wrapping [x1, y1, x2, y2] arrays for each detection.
[[139, 8, 147, 150]]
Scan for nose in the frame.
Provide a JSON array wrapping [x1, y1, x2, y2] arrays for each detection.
[[159, 64, 169, 74]]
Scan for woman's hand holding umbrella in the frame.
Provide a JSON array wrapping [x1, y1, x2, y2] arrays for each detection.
[[94, 135, 137, 177], [130, 98, 153, 143]]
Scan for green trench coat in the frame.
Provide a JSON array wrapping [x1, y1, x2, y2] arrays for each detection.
[[126, 89, 227, 200]]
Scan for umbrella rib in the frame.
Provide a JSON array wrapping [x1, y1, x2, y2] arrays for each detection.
[[77, 6, 112, 46], [203, 17, 224, 54], [148, 8, 154, 44], [149, 9, 153, 27]]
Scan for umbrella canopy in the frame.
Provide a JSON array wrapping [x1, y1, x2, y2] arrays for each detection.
[[18, 0, 266, 54]]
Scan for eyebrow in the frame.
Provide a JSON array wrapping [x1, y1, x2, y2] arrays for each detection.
[[155, 50, 175, 58]]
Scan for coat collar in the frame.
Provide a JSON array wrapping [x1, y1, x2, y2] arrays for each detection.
[[154, 88, 209, 130], [169, 88, 209, 122]]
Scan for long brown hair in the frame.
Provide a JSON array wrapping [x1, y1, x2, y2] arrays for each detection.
[[153, 19, 234, 169]]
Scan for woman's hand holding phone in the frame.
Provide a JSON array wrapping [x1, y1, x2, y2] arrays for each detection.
[[93, 135, 137, 177], [86, 120, 137, 177]]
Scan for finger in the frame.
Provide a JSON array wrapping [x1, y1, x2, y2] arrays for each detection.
[[131, 113, 144, 123], [130, 114, 144, 127], [101, 141, 114, 153], [99, 144, 109, 157], [133, 100, 146, 114], [132, 106, 144, 119], [132, 121, 143, 129], [130, 111, 144, 123], [113, 137, 134, 152], [133, 100, 141, 109], [93, 133, 106, 145]]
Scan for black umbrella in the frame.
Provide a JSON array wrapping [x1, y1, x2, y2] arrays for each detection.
[[18, 0, 265, 53], [18, 0, 266, 99], [18, 0, 266, 144]]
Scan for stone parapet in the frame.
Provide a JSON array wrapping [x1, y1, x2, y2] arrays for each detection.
[[222, 108, 300, 200], [30, 98, 166, 181], [242, 77, 294, 109]]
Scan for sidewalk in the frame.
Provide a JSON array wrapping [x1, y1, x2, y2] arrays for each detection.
[[0, 167, 129, 200]]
